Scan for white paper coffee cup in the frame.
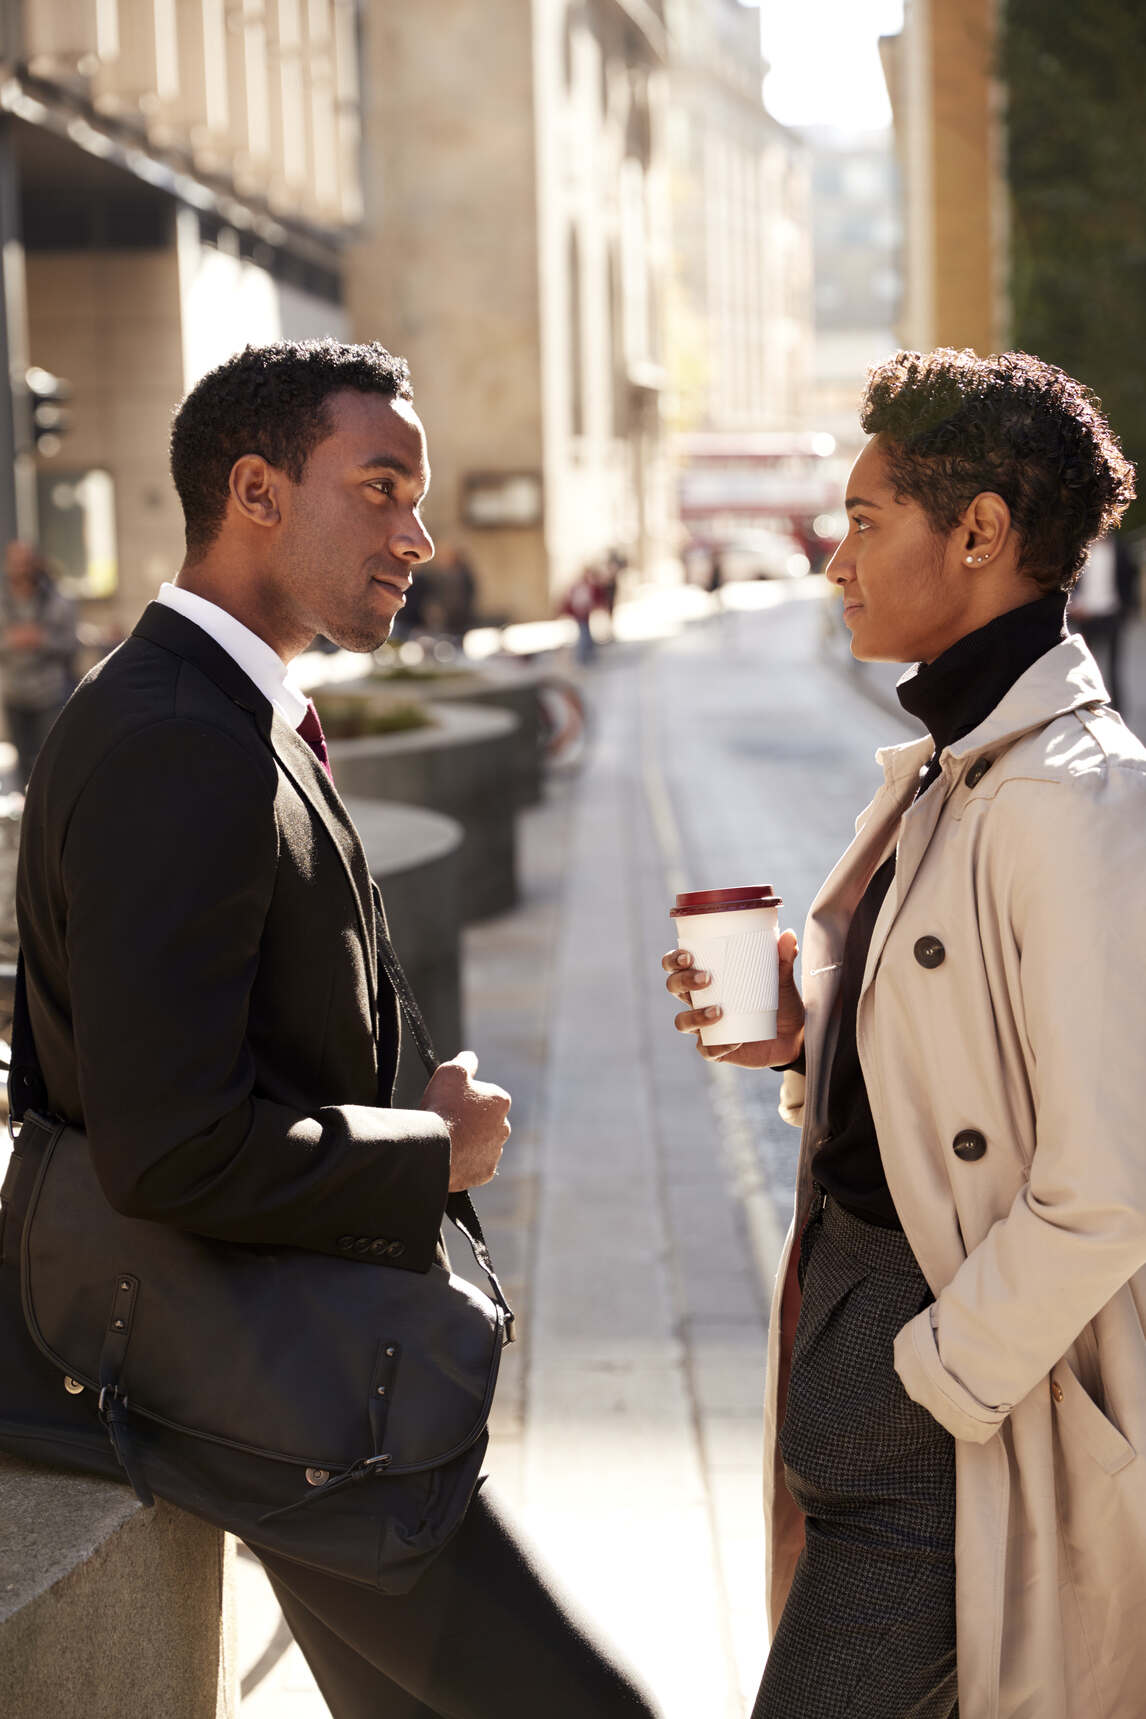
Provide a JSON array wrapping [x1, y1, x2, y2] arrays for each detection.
[[670, 885, 782, 1046]]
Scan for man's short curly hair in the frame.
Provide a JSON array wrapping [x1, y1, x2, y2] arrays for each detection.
[[170, 339, 414, 555], [860, 348, 1136, 590]]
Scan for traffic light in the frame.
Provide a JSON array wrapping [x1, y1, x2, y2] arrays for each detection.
[[26, 367, 70, 457]]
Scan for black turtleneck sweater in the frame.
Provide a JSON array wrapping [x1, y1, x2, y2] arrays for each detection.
[[811, 591, 1069, 1228]]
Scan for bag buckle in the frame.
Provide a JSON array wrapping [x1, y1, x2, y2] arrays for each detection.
[[98, 1382, 127, 1419]]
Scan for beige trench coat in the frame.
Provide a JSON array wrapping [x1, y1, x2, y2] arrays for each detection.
[[763, 635, 1146, 1719]]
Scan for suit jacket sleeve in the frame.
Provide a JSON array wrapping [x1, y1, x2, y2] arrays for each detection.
[[60, 718, 450, 1270]]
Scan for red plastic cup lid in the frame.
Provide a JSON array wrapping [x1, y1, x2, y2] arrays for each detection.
[[670, 884, 781, 918]]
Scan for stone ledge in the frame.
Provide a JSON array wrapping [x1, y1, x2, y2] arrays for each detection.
[[0, 1452, 235, 1717]]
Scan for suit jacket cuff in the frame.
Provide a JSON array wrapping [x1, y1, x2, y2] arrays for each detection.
[[894, 1306, 1009, 1443], [370, 1107, 452, 1271]]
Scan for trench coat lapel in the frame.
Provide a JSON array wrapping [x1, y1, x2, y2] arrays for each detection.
[[858, 634, 1109, 1001], [799, 753, 924, 1152]]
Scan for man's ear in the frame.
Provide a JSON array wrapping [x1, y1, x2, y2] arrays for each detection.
[[959, 490, 1011, 568], [229, 455, 282, 530]]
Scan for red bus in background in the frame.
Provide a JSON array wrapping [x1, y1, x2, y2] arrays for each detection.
[[675, 431, 847, 583]]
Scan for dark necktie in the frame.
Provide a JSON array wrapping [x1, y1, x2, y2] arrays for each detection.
[[297, 699, 332, 780]]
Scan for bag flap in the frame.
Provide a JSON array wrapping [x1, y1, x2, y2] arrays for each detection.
[[21, 1121, 503, 1473]]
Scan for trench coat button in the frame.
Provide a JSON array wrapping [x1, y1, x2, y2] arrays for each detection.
[[952, 1128, 988, 1161], [914, 935, 946, 969], [1051, 1380, 1064, 1404], [386, 1241, 406, 1259], [966, 758, 992, 788], [305, 1467, 330, 1487]]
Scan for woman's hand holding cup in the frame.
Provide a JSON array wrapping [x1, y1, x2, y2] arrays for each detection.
[[662, 929, 805, 1067]]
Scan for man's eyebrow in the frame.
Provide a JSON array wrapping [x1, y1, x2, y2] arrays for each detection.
[[845, 495, 882, 511], [357, 454, 417, 479]]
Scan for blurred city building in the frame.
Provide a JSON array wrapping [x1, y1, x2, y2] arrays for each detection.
[[663, 0, 818, 583], [664, 0, 811, 435], [802, 126, 901, 451], [348, 0, 674, 624], [0, 0, 361, 630], [880, 0, 1007, 354]]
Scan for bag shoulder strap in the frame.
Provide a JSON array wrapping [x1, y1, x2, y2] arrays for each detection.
[[373, 917, 514, 1338]]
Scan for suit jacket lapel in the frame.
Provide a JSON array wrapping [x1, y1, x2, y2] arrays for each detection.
[[132, 603, 379, 1021], [270, 715, 379, 1021]]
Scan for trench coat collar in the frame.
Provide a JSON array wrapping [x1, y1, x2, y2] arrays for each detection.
[[874, 633, 1109, 794], [131, 602, 378, 1016]]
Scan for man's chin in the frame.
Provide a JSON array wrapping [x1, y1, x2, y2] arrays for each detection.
[[324, 620, 396, 655]]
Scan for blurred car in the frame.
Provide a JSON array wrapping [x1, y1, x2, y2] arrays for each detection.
[[714, 529, 811, 582]]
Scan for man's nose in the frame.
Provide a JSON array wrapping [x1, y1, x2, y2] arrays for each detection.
[[394, 517, 434, 565]]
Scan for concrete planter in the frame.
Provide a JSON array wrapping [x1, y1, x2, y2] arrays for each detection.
[[345, 797, 465, 1107], [330, 702, 519, 922], [414, 672, 545, 808], [330, 668, 547, 809]]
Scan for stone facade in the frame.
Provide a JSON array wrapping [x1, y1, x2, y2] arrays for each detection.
[[882, 0, 1007, 356], [665, 0, 812, 435], [347, 0, 674, 621], [0, 1, 359, 627]]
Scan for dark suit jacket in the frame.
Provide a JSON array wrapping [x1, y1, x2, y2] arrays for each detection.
[[0, 602, 450, 1467]]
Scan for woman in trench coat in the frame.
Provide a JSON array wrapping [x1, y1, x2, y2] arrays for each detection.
[[665, 349, 1145, 1718]]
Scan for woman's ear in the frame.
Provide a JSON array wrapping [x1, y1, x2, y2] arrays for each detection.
[[959, 490, 1012, 569]]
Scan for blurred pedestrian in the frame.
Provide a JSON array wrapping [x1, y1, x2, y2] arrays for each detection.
[[595, 549, 624, 638], [435, 542, 479, 638], [0, 540, 78, 787], [563, 569, 598, 664], [664, 348, 1145, 1718], [1069, 531, 1138, 710]]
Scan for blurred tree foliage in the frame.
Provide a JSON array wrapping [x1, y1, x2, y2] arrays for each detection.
[[1003, 0, 1146, 531]]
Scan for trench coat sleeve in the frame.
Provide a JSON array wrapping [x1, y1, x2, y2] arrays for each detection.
[[895, 765, 1146, 1440], [60, 718, 451, 1268]]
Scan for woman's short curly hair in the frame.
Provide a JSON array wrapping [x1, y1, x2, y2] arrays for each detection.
[[170, 339, 413, 555], [860, 349, 1136, 590]]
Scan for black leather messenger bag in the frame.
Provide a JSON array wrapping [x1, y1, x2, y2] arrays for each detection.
[[1, 934, 514, 1593]]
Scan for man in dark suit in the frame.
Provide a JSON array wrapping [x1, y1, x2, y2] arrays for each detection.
[[0, 340, 658, 1717]]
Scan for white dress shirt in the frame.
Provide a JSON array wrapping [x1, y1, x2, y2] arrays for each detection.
[[155, 582, 309, 730]]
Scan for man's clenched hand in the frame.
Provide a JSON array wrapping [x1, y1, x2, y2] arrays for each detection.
[[421, 1051, 511, 1191]]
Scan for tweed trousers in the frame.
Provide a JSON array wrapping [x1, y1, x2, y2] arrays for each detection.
[[753, 1193, 958, 1719]]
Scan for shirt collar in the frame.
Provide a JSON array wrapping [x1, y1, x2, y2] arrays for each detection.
[[156, 583, 309, 730], [895, 590, 1069, 757]]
